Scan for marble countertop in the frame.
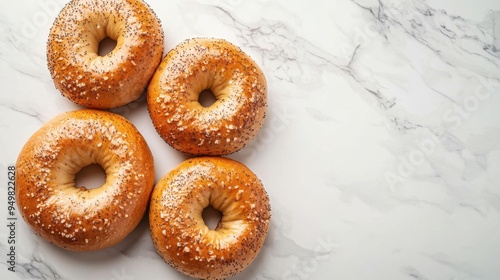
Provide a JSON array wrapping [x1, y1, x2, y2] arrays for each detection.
[[1, 0, 500, 279]]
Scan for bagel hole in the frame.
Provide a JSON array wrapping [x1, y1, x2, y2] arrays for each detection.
[[198, 89, 217, 107], [202, 206, 223, 230], [75, 164, 106, 190], [98, 37, 117, 56]]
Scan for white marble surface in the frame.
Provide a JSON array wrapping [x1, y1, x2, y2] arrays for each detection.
[[1, 0, 500, 279]]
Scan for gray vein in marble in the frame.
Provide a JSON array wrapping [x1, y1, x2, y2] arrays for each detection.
[[193, 2, 401, 111], [0, 104, 44, 124], [408, 64, 460, 106], [17, 253, 62, 280], [350, 0, 500, 94], [482, 189, 500, 212], [390, 192, 453, 214], [346, 44, 361, 70], [1, 1, 499, 279], [0, 242, 61, 279], [354, 1, 459, 69], [422, 253, 483, 278], [389, 117, 423, 132], [211, 5, 345, 79], [340, 0, 500, 150], [364, 88, 396, 109], [457, 202, 486, 217], [438, 131, 466, 152], [493, 11, 500, 51], [393, 2, 496, 67], [402, 266, 429, 280], [421, 170, 491, 216], [0, 16, 49, 83]]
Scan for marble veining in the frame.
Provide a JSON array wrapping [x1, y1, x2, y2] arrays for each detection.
[[1, 0, 500, 279]]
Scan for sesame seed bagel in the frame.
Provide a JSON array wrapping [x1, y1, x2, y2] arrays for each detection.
[[149, 157, 271, 279], [47, 0, 164, 109], [15, 110, 155, 251], [147, 38, 267, 156]]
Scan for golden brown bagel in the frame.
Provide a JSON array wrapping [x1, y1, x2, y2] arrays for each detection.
[[149, 157, 271, 279], [15, 110, 155, 251], [147, 38, 267, 156], [47, 0, 164, 109]]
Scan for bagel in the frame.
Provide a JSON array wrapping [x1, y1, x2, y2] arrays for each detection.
[[149, 157, 271, 279], [15, 110, 155, 251], [47, 0, 164, 109], [147, 38, 267, 156]]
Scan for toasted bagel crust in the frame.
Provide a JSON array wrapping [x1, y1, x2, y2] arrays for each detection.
[[16, 110, 155, 251], [47, 0, 164, 109], [149, 157, 271, 279], [147, 38, 267, 155]]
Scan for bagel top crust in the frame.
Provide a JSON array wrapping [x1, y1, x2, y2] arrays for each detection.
[[149, 157, 271, 279], [47, 0, 164, 109], [15, 109, 155, 251], [147, 38, 267, 156]]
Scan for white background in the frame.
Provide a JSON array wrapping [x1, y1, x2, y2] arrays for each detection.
[[1, 0, 500, 279]]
